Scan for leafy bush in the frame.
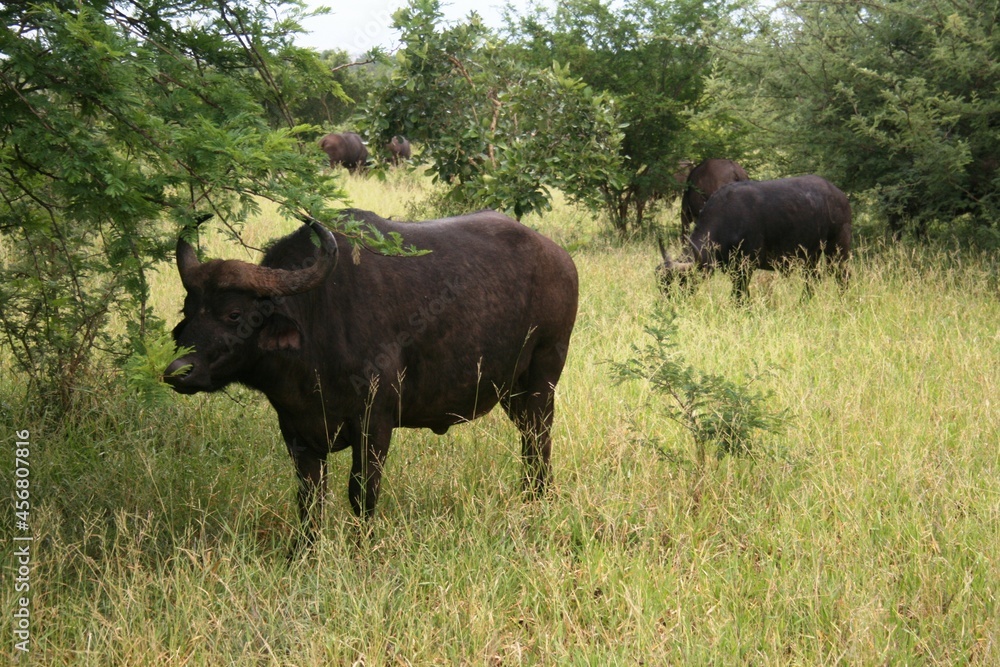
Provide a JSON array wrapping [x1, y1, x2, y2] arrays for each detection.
[[613, 308, 788, 467], [710, 0, 1000, 237]]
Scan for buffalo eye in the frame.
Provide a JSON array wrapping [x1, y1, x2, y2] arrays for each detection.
[[226, 310, 242, 323]]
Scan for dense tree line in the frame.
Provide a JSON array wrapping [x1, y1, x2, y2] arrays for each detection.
[[709, 0, 1000, 241], [352, 0, 998, 239]]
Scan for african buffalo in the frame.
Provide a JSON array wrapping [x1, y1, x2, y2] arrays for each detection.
[[668, 159, 695, 198], [659, 175, 852, 301], [319, 131, 368, 172], [680, 159, 750, 240], [386, 135, 411, 165], [165, 209, 578, 544]]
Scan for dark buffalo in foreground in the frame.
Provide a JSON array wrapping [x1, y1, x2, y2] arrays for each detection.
[[165, 209, 579, 544], [319, 131, 368, 172], [680, 159, 750, 240], [386, 135, 411, 165], [659, 175, 852, 301]]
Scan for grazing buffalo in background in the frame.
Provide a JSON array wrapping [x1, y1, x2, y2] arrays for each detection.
[[669, 159, 695, 196], [165, 209, 579, 545], [654, 159, 695, 204], [635, 160, 695, 224], [386, 135, 411, 165], [659, 175, 852, 301], [319, 131, 368, 172], [680, 159, 750, 240]]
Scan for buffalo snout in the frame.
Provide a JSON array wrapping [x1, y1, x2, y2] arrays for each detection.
[[163, 355, 210, 394]]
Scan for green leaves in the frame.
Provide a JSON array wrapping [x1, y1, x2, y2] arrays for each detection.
[[0, 1, 352, 407], [361, 0, 624, 220], [124, 333, 193, 408], [613, 308, 788, 467], [710, 0, 1000, 237]]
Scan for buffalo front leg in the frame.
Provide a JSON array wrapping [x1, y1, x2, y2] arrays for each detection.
[[279, 419, 328, 551], [348, 418, 392, 518], [731, 266, 753, 304], [290, 452, 327, 551], [802, 264, 820, 301]]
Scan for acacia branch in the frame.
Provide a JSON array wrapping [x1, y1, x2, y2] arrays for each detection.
[[330, 59, 374, 72], [219, 2, 296, 129]]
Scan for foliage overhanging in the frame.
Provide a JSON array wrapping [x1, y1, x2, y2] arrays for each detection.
[[0, 1, 381, 405]]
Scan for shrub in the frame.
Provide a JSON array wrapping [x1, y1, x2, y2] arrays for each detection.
[[613, 307, 788, 467]]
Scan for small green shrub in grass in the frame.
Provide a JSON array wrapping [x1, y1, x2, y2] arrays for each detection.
[[613, 307, 788, 468]]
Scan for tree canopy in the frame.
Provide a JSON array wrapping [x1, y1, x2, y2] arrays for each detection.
[[504, 0, 745, 234], [0, 1, 361, 404], [362, 0, 624, 220], [709, 0, 1000, 239]]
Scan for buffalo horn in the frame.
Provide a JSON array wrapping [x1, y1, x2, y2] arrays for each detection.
[[234, 216, 339, 297], [657, 236, 669, 262], [176, 213, 213, 291], [660, 247, 695, 273]]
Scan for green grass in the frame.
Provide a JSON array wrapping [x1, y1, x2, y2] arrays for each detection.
[[3, 173, 1000, 664]]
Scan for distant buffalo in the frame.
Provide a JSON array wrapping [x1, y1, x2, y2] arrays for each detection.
[[319, 132, 368, 172], [659, 175, 852, 301], [680, 159, 750, 240], [386, 135, 411, 165], [656, 159, 696, 203]]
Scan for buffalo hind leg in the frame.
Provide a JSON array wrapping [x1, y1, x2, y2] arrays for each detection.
[[502, 347, 564, 496], [802, 263, 820, 301], [832, 234, 852, 291], [504, 389, 555, 496]]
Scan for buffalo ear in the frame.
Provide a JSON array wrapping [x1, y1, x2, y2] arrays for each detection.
[[260, 313, 302, 352]]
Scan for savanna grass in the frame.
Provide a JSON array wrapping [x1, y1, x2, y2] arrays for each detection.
[[2, 172, 999, 664]]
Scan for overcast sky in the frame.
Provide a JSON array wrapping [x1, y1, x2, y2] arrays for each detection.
[[296, 0, 528, 55]]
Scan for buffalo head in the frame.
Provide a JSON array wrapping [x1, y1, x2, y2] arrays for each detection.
[[164, 217, 338, 394], [655, 237, 695, 293]]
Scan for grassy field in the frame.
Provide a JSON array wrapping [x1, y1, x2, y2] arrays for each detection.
[[3, 171, 1000, 664]]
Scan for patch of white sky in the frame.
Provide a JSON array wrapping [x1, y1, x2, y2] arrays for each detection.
[[294, 0, 543, 55]]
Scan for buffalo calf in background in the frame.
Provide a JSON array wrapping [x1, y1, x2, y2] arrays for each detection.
[[319, 131, 368, 172], [386, 135, 411, 165], [680, 158, 750, 241]]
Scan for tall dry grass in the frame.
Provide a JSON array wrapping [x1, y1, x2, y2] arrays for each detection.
[[2, 171, 999, 664]]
